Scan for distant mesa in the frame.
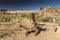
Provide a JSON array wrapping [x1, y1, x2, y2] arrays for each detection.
[[0, 9, 8, 11]]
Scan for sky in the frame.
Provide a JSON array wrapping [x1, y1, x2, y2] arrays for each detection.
[[0, 0, 60, 10]]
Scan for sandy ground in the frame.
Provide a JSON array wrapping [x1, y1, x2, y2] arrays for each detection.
[[0, 28, 60, 40]]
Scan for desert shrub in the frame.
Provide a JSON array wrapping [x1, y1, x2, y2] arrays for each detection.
[[0, 12, 14, 22], [34, 13, 45, 22], [40, 7, 44, 10], [55, 16, 60, 25], [40, 17, 53, 22]]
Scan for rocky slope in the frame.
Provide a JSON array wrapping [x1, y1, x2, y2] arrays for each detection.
[[0, 6, 60, 40]]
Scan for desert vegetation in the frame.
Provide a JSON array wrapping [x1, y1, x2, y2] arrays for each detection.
[[0, 6, 60, 40]]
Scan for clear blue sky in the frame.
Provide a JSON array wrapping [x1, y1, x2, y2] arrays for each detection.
[[0, 0, 60, 10]]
